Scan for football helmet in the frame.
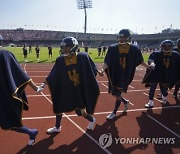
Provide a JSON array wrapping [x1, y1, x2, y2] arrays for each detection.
[[177, 38, 180, 46], [117, 29, 132, 44], [60, 37, 78, 55], [160, 40, 175, 52]]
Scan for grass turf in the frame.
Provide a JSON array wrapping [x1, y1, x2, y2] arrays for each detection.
[[1, 47, 149, 63]]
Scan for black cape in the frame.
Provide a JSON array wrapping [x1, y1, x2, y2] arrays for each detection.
[[46, 52, 100, 114], [104, 43, 144, 93], [0, 50, 30, 129], [142, 50, 180, 89]]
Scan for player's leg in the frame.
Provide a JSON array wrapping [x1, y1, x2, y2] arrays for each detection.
[[11, 125, 38, 145], [107, 88, 122, 120], [75, 109, 96, 130], [121, 97, 129, 112], [145, 83, 157, 108], [160, 84, 168, 105]]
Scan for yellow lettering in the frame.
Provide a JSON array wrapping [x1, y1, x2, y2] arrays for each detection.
[[68, 69, 80, 86]]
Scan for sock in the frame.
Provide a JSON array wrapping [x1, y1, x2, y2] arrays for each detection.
[[148, 100, 154, 106], [12, 126, 31, 134], [84, 115, 93, 122], [11, 126, 37, 140], [55, 115, 62, 129], [162, 95, 167, 101], [113, 100, 121, 114]]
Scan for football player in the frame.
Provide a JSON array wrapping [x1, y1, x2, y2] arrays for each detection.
[[143, 40, 180, 108], [39, 37, 100, 133], [0, 50, 41, 145], [99, 29, 150, 119], [173, 38, 180, 99]]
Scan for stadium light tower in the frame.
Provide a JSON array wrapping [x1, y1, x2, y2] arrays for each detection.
[[76, 0, 92, 33]]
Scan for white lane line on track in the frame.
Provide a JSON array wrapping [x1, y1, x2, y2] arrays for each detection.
[[147, 114, 180, 138], [24, 63, 112, 154], [27, 71, 50, 72], [24, 63, 27, 73], [101, 82, 108, 88], [30, 76, 48, 77], [129, 85, 135, 89], [23, 105, 180, 120]]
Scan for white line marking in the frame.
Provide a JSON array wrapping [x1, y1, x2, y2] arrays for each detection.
[[24, 63, 27, 73], [128, 89, 149, 92], [27, 71, 50, 72], [23, 106, 180, 120], [147, 114, 180, 138], [132, 80, 142, 82], [27, 94, 51, 97], [101, 83, 108, 88], [129, 85, 135, 89], [100, 91, 108, 94], [23, 116, 56, 120], [30, 76, 48, 77]]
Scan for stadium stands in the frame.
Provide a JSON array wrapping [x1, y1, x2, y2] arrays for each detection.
[[0, 29, 179, 48]]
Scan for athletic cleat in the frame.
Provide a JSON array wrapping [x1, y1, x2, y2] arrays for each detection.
[[87, 118, 96, 130], [28, 129, 38, 145], [28, 139, 35, 146], [161, 100, 167, 105], [47, 126, 62, 134], [145, 102, 153, 108], [106, 113, 116, 120]]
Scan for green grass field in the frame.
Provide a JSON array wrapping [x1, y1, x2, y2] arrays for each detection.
[[1, 47, 150, 63]]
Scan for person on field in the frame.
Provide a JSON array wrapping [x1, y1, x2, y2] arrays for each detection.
[[173, 38, 180, 99], [22, 44, 28, 62], [99, 29, 150, 120], [39, 37, 100, 133], [35, 45, 40, 62], [142, 40, 180, 108], [0, 49, 42, 145], [48, 44, 53, 59]]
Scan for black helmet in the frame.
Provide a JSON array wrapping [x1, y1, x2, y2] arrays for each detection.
[[60, 37, 78, 53], [177, 38, 180, 46], [117, 29, 132, 43], [118, 29, 131, 38], [160, 40, 175, 51]]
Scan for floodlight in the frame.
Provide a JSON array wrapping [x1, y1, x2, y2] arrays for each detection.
[[77, 0, 92, 33]]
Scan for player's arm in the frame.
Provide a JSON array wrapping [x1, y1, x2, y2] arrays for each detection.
[[98, 63, 108, 76], [28, 80, 38, 91]]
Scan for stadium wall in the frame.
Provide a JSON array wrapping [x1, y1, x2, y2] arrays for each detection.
[[0, 29, 179, 48]]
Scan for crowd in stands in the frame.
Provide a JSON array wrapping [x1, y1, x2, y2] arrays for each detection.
[[0, 29, 179, 49], [0, 29, 63, 40]]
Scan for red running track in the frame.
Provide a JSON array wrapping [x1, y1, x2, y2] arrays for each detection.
[[0, 63, 179, 154]]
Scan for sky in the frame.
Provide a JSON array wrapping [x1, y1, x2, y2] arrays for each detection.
[[0, 0, 180, 34]]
